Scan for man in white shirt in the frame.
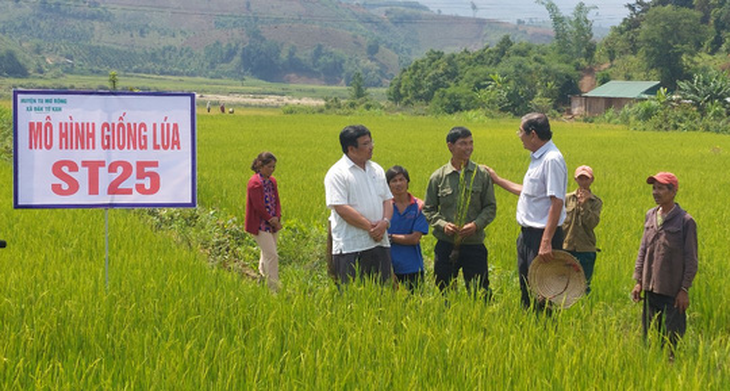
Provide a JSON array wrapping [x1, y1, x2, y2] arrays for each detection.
[[485, 113, 567, 309], [325, 125, 394, 285]]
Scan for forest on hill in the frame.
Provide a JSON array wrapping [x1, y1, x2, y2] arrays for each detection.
[[0, 0, 551, 86], [6, 0, 730, 134], [386, 0, 730, 134]]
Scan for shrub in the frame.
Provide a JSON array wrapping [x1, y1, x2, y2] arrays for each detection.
[[429, 85, 480, 114], [0, 106, 12, 160], [625, 100, 661, 123]]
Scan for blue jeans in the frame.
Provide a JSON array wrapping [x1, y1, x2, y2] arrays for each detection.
[[569, 251, 596, 294]]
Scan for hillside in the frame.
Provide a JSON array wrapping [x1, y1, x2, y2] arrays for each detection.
[[0, 0, 552, 86], [415, 0, 629, 28]]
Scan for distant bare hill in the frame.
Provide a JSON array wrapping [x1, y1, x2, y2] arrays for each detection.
[[0, 0, 552, 85]]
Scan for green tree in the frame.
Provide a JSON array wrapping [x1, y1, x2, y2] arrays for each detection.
[[108, 70, 118, 90], [349, 71, 368, 100], [537, 0, 570, 56], [475, 73, 510, 113], [676, 69, 730, 114], [537, 0, 595, 63], [696, 0, 730, 53], [387, 50, 455, 105], [601, 0, 652, 58], [654, 0, 694, 7], [601, 0, 699, 61], [430, 84, 480, 114], [240, 33, 281, 80], [569, 3, 596, 63], [0, 50, 28, 77], [387, 40, 579, 114], [387, 76, 404, 105], [638, 6, 709, 88], [366, 40, 379, 57]]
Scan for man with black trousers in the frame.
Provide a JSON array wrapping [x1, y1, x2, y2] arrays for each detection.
[[423, 126, 497, 298], [485, 113, 567, 310]]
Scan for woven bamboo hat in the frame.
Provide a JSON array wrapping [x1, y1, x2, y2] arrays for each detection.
[[528, 250, 586, 308]]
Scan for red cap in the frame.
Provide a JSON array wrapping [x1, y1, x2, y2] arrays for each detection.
[[647, 172, 678, 190], [574, 165, 594, 179]]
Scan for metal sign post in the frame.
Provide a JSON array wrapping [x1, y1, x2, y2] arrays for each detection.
[[105, 208, 109, 290]]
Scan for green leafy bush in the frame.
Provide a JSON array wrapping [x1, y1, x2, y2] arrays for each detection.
[[0, 106, 12, 160]]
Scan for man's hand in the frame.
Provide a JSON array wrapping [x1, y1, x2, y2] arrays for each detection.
[[631, 283, 643, 303], [674, 289, 690, 313], [577, 188, 591, 204], [537, 240, 553, 262], [444, 223, 459, 236], [480, 164, 522, 195], [482, 165, 497, 181], [458, 222, 477, 238], [369, 220, 388, 242]]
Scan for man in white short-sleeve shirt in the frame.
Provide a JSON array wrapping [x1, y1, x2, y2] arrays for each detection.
[[325, 125, 394, 285], [485, 113, 567, 309]]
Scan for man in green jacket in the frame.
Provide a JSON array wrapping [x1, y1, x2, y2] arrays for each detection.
[[423, 126, 497, 297]]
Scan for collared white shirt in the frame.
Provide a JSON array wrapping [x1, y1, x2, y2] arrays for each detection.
[[516, 140, 567, 228], [325, 154, 393, 254]]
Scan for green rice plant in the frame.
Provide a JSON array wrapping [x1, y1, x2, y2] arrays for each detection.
[[449, 162, 478, 263], [454, 162, 478, 231], [1, 107, 730, 389]]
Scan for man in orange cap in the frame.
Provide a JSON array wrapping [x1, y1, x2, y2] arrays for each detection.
[[631, 172, 697, 358], [562, 165, 602, 294]]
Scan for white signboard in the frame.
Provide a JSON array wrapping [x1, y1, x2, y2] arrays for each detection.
[[13, 90, 196, 208]]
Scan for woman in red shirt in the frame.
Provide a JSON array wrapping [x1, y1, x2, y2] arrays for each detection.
[[245, 152, 282, 291]]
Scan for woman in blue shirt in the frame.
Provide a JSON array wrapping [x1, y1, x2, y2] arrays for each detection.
[[386, 166, 429, 292]]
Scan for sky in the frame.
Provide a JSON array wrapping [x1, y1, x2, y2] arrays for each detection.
[[415, 0, 630, 28]]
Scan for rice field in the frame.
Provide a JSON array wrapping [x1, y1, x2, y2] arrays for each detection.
[[1, 106, 729, 389]]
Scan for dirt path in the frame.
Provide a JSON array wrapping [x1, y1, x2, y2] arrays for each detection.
[[578, 63, 611, 93], [198, 93, 325, 107]]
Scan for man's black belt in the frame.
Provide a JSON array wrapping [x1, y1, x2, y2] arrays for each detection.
[[521, 226, 545, 233]]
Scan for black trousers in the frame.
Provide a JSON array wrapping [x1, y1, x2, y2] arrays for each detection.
[[332, 246, 392, 285], [643, 291, 687, 348], [434, 240, 489, 296], [395, 271, 424, 293], [517, 226, 564, 309]]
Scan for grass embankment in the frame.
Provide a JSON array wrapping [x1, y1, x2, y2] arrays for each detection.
[[0, 74, 387, 102], [1, 106, 729, 389]]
